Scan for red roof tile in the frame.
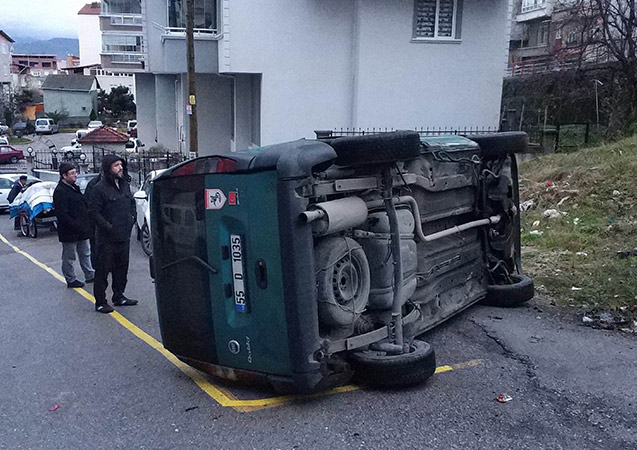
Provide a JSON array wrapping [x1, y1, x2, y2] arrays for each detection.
[[78, 3, 101, 15], [78, 126, 129, 144]]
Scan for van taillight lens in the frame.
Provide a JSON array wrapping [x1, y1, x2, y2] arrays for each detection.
[[168, 157, 238, 177], [216, 158, 237, 173]]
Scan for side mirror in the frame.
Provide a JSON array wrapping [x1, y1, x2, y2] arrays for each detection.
[[133, 191, 148, 200]]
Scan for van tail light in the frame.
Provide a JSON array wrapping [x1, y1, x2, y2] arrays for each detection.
[[167, 157, 238, 178]]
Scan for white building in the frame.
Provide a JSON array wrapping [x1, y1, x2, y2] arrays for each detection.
[[78, 2, 136, 98], [101, 0, 513, 156], [0, 31, 14, 96]]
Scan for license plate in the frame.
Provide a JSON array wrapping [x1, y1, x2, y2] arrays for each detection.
[[230, 234, 248, 312]]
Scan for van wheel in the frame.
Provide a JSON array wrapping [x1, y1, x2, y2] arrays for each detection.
[[468, 132, 528, 159], [315, 237, 370, 328], [349, 340, 436, 388], [325, 131, 422, 166], [481, 274, 534, 307]]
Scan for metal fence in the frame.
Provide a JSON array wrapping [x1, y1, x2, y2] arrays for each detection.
[[315, 127, 501, 139]]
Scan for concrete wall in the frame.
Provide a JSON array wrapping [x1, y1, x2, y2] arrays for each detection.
[[135, 73, 157, 147], [78, 13, 102, 66], [154, 75, 178, 150], [43, 90, 98, 123], [0, 38, 10, 85]]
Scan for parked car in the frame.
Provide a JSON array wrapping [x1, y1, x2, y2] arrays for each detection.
[[87, 120, 103, 129], [127, 120, 137, 137], [35, 118, 59, 135], [71, 128, 91, 145], [151, 131, 534, 394], [75, 173, 99, 194], [0, 174, 41, 211], [12, 121, 35, 137], [133, 169, 166, 256], [0, 136, 9, 146], [125, 138, 145, 153], [59, 143, 83, 160], [0, 122, 8, 135], [0, 145, 25, 165]]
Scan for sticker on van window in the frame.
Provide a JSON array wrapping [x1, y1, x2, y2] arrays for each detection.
[[205, 189, 227, 210], [228, 190, 239, 206]]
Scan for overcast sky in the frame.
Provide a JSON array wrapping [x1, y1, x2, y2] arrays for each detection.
[[2, 0, 90, 39]]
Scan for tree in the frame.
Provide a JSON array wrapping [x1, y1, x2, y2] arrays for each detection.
[[89, 108, 97, 121], [45, 109, 69, 125], [556, 0, 637, 133], [99, 86, 136, 119]]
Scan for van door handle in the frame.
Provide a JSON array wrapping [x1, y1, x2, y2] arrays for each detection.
[[255, 259, 268, 289]]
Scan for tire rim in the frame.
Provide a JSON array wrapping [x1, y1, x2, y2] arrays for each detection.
[[20, 215, 29, 236], [142, 225, 152, 254], [332, 255, 361, 305]]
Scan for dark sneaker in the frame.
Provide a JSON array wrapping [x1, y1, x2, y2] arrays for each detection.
[[85, 278, 95, 284], [113, 297, 138, 306], [95, 304, 114, 314], [67, 280, 85, 288]]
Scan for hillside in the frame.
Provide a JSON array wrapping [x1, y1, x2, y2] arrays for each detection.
[[518, 137, 637, 329], [12, 38, 79, 59]]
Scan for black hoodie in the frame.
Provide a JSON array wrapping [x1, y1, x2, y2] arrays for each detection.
[[88, 154, 136, 243]]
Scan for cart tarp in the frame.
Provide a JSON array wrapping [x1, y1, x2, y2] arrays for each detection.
[[9, 182, 56, 220]]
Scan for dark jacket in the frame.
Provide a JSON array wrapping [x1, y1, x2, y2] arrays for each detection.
[[89, 155, 136, 243], [53, 180, 92, 243], [7, 180, 25, 204]]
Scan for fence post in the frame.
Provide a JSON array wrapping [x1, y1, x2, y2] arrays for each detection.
[[584, 123, 590, 144], [555, 124, 560, 150]]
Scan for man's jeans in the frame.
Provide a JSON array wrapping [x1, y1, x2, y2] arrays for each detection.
[[61, 239, 95, 284]]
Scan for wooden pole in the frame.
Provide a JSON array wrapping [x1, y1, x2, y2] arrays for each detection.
[[186, 0, 198, 156]]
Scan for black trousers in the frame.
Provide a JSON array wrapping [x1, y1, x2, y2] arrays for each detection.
[[93, 240, 130, 306]]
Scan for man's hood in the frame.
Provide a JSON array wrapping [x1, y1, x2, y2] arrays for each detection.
[[102, 154, 126, 182]]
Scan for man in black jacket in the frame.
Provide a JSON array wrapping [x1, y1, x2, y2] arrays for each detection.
[[8, 175, 27, 230], [53, 163, 95, 288], [89, 154, 138, 313]]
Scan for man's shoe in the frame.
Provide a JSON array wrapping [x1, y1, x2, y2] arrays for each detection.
[[67, 280, 85, 288], [113, 297, 138, 306], [95, 304, 114, 314], [85, 278, 95, 284]]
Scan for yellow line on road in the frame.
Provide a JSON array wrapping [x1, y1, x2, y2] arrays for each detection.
[[1, 231, 483, 412]]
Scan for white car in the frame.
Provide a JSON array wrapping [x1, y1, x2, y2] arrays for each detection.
[[125, 138, 145, 153], [0, 174, 41, 211], [0, 136, 9, 146], [0, 123, 8, 134], [87, 121, 103, 129], [71, 129, 91, 145], [35, 118, 59, 135], [133, 169, 166, 256]]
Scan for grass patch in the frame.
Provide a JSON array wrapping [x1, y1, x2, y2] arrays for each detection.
[[9, 136, 32, 145], [519, 136, 637, 317]]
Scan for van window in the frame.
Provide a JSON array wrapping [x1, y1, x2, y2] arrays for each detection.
[[36, 119, 48, 126]]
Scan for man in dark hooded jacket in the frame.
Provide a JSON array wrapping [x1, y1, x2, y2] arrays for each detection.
[[89, 154, 138, 313]]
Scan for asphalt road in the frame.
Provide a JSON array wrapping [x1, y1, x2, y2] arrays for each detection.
[[0, 210, 636, 449]]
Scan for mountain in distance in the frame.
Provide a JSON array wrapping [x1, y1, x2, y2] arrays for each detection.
[[12, 38, 79, 59]]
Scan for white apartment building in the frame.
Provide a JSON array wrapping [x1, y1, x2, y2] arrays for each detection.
[[0, 31, 14, 96], [101, 0, 514, 156]]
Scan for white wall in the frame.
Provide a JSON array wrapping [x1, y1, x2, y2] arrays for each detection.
[[135, 73, 157, 147], [0, 39, 11, 85], [78, 13, 102, 66]]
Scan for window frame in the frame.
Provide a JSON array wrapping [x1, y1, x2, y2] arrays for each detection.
[[412, 0, 462, 43]]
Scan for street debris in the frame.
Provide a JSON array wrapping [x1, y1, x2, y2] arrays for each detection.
[[48, 405, 60, 412], [576, 252, 588, 257], [581, 311, 631, 330], [556, 196, 570, 207], [612, 190, 621, 196], [532, 220, 541, 227], [185, 406, 199, 412], [520, 200, 535, 212], [617, 248, 637, 259], [543, 209, 567, 219], [529, 230, 544, 236], [496, 394, 513, 403], [546, 180, 553, 187], [582, 316, 594, 324], [571, 286, 582, 291], [573, 217, 581, 225]]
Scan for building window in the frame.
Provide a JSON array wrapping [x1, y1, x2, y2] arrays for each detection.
[[538, 21, 549, 46], [111, 53, 143, 63], [111, 15, 143, 25], [168, 0, 217, 30], [102, 0, 141, 15], [521, 0, 546, 13], [413, 0, 462, 40], [42, 62, 52, 68], [103, 35, 143, 53]]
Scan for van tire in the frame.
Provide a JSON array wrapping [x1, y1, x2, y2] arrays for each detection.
[[326, 131, 422, 166], [481, 274, 534, 307], [468, 132, 528, 159], [349, 340, 436, 388]]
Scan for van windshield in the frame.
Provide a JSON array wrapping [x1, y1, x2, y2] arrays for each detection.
[[36, 120, 48, 126]]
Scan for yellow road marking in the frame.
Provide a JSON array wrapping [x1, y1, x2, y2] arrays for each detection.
[[1, 231, 483, 412]]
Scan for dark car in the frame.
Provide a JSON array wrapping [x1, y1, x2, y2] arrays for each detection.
[[12, 121, 35, 137], [0, 145, 25, 164]]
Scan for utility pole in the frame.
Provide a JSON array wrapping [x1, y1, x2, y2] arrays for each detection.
[[186, 0, 198, 156]]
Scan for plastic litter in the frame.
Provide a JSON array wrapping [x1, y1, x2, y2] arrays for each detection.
[[529, 230, 544, 236], [520, 200, 535, 212], [543, 209, 562, 219], [546, 180, 553, 187], [573, 217, 580, 225], [617, 248, 637, 259], [571, 286, 582, 291], [576, 252, 588, 257], [582, 316, 594, 323], [612, 190, 621, 196], [48, 405, 60, 412], [532, 220, 541, 227], [556, 196, 570, 207], [496, 394, 513, 403]]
